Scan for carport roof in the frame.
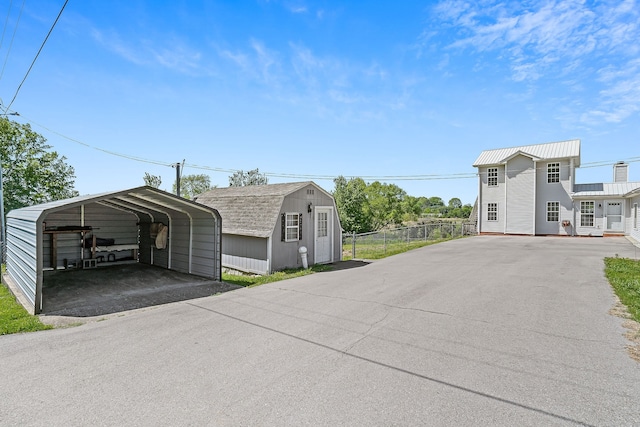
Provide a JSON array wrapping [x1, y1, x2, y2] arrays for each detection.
[[7, 186, 221, 222]]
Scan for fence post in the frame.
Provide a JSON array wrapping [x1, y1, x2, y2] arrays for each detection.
[[424, 224, 427, 241], [352, 231, 356, 259], [451, 223, 454, 237], [383, 230, 386, 254], [407, 227, 410, 245]]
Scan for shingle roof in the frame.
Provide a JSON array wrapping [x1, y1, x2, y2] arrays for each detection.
[[572, 182, 640, 198], [194, 182, 315, 238], [473, 139, 581, 167]]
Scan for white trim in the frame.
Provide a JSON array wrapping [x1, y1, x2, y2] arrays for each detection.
[[314, 206, 334, 264], [284, 212, 300, 242]]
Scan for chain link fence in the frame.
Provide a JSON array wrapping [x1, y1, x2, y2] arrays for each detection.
[[343, 221, 476, 260]]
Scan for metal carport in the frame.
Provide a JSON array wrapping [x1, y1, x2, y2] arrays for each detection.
[[4, 186, 222, 314]]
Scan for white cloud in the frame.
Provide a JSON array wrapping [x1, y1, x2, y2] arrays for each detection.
[[429, 0, 640, 125], [91, 28, 205, 75]]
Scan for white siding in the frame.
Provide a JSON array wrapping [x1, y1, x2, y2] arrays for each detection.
[[505, 155, 535, 235], [629, 196, 640, 242], [478, 166, 505, 233], [535, 160, 574, 235]]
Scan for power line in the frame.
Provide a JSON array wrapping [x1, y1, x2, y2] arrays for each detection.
[[16, 112, 640, 183], [4, 0, 68, 113], [0, 0, 25, 82]]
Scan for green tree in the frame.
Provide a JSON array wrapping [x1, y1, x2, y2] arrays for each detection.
[[229, 168, 268, 186], [143, 172, 162, 188], [333, 176, 372, 233], [0, 118, 78, 213], [173, 174, 214, 199], [365, 181, 407, 230], [401, 195, 423, 222], [448, 197, 462, 209]]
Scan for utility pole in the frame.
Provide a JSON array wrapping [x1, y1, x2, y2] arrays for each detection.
[[0, 162, 5, 264], [175, 162, 181, 197]]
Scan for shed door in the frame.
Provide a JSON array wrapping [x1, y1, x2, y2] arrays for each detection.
[[315, 208, 332, 264], [606, 201, 623, 231]]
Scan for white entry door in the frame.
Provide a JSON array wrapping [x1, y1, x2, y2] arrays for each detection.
[[606, 201, 623, 231], [315, 208, 333, 264]]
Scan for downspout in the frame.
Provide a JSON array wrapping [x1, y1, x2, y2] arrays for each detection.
[[477, 170, 482, 234], [570, 158, 575, 236], [504, 163, 508, 234], [533, 160, 537, 236]]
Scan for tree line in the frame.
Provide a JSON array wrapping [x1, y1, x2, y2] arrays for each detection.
[[333, 176, 472, 234]]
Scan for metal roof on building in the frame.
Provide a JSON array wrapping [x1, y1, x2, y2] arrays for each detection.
[[473, 139, 581, 167], [194, 182, 324, 238], [572, 182, 640, 198]]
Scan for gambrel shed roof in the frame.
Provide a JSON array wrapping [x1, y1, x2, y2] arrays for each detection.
[[194, 182, 325, 238], [473, 139, 581, 167]]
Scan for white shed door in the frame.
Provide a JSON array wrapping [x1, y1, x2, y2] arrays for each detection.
[[315, 208, 332, 264], [606, 201, 623, 231]]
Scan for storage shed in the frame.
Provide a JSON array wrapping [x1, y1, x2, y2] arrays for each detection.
[[5, 186, 222, 314], [195, 181, 342, 274]]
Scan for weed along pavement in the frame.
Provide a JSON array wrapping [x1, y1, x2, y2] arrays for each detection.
[[2, 236, 640, 425]]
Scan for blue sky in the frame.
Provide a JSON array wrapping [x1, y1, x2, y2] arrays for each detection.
[[2, 0, 639, 204]]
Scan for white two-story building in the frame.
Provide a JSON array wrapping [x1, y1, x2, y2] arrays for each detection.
[[473, 139, 640, 240]]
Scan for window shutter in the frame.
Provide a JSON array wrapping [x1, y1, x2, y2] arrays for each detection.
[[281, 213, 285, 241], [299, 213, 303, 240]]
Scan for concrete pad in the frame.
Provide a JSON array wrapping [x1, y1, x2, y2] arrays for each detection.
[[41, 263, 241, 317]]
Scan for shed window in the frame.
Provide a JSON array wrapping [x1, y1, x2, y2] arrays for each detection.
[[580, 201, 595, 227], [547, 202, 559, 222], [488, 168, 498, 187], [487, 203, 498, 221], [283, 213, 302, 242], [548, 163, 560, 183]]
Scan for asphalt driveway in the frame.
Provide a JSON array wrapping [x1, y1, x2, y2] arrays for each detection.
[[1, 236, 639, 426]]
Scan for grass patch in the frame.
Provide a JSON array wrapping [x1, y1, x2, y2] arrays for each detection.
[[343, 236, 463, 260], [0, 283, 53, 335], [222, 264, 332, 288], [604, 257, 640, 323]]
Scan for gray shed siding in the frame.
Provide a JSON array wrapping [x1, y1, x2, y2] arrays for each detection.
[[222, 234, 269, 274], [269, 185, 340, 271], [534, 160, 574, 235], [478, 165, 505, 233], [505, 155, 535, 234]]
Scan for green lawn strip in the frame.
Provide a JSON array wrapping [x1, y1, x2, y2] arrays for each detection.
[[222, 264, 332, 288], [604, 257, 640, 323], [343, 236, 463, 260], [0, 283, 53, 335]]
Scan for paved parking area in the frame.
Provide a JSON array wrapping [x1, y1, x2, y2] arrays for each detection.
[[2, 236, 640, 426], [42, 264, 240, 317]]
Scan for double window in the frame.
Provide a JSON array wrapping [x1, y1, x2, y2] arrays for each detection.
[[547, 202, 559, 222], [580, 201, 595, 227], [487, 168, 498, 187], [547, 163, 560, 183], [487, 203, 498, 221]]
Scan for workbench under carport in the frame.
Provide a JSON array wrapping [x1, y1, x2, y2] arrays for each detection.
[[4, 186, 222, 314]]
